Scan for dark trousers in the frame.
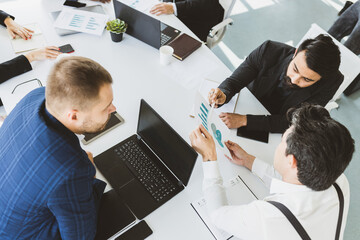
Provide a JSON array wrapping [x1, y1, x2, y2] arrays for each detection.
[[328, 1, 360, 95]]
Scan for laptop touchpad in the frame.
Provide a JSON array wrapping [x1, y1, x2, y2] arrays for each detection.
[[95, 149, 135, 189], [105, 162, 135, 189]]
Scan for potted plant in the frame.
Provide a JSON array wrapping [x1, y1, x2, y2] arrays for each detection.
[[106, 19, 127, 42]]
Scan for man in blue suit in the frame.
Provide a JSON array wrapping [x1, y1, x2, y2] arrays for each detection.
[[0, 56, 116, 239]]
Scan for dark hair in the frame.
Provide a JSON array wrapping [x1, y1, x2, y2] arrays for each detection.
[[46, 56, 112, 111], [297, 34, 341, 78], [285, 104, 354, 191]]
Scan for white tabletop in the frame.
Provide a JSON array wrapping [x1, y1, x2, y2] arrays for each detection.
[[0, 0, 281, 239]]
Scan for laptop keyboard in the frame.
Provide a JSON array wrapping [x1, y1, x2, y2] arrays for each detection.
[[161, 32, 172, 45], [114, 139, 177, 202]]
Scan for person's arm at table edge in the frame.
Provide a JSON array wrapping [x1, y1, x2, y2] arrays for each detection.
[[0, 55, 32, 84], [0, 10, 15, 27], [0, 47, 60, 84], [218, 40, 271, 105], [244, 70, 344, 133]]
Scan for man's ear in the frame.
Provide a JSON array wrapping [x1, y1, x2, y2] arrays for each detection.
[[288, 154, 297, 169], [67, 110, 78, 121], [292, 48, 298, 59]]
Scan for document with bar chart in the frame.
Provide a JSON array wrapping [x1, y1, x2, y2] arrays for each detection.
[[53, 8, 108, 36], [194, 92, 232, 159]]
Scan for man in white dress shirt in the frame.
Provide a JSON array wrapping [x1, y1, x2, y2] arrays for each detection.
[[189, 104, 354, 240]]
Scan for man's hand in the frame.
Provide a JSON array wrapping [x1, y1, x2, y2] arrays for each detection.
[[225, 140, 255, 170], [24, 46, 61, 63], [219, 113, 247, 128], [208, 88, 226, 108], [91, 0, 111, 3], [150, 3, 174, 16], [189, 125, 217, 162], [4, 17, 34, 40]]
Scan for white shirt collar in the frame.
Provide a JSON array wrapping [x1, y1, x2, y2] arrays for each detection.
[[270, 177, 312, 194]]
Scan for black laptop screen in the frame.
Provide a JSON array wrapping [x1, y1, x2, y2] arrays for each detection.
[[114, 0, 161, 49], [137, 100, 197, 186]]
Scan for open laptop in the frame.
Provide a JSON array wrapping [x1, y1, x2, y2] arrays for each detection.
[[113, 0, 181, 49], [94, 99, 198, 219]]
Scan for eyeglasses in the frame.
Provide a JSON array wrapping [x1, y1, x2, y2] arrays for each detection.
[[11, 78, 43, 94]]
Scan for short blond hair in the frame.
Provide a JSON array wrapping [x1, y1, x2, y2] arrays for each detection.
[[46, 56, 112, 112]]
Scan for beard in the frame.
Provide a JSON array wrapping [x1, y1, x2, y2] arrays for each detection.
[[80, 114, 111, 134], [282, 75, 300, 90]]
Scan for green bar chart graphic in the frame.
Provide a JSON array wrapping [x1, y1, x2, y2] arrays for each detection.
[[198, 103, 209, 130]]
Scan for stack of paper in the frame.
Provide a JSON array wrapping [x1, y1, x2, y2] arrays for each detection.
[[53, 8, 108, 36]]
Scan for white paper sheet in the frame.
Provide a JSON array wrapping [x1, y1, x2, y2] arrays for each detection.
[[53, 8, 108, 36], [194, 92, 232, 159]]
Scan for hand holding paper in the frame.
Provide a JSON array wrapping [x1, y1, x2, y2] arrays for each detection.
[[224, 141, 255, 170], [194, 92, 232, 159], [189, 125, 217, 162]]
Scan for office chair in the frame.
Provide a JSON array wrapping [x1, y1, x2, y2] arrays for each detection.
[[297, 23, 360, 110], [206, 0, 236, 49]]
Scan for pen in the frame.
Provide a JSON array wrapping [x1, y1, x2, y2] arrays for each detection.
[[207, 102, 216, 124]]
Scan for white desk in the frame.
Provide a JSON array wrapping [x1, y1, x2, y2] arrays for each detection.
[[0, 0, 281, 239]]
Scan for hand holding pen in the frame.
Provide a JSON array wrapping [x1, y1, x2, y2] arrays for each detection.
[[208, 88, 226, 108]]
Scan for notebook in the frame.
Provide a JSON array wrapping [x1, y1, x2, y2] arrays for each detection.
[[167, 33, 202, 61], [94, 99, 198, 219], [8, 23, 46, 53]]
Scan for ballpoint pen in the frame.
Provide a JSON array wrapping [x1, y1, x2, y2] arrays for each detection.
[[207, 102, 216, 124]]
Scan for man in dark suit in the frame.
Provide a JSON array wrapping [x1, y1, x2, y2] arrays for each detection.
[[209, 34, 343, 133], [150, 0, 224, 42]]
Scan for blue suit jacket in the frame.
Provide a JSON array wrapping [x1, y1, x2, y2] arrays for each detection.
[[0, 87, 106, 239]]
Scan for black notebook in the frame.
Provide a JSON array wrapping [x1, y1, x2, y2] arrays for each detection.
[[237, 126, 269, 143], [167, 33, 202, 60]]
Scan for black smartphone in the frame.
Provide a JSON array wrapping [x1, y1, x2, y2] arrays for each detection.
[[63, 0, 86, 8], [115, 221, 153, 240], [58, 44, 75, 53]]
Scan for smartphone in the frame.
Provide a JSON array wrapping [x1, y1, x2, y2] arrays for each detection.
[[115, 221, 153, 240], [81, 112, 124, 145], [58, 44, 75, 53], [63, 0, 86, 8]]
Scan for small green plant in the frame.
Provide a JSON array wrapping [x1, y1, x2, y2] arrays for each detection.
[[106, 19, 127, 34]]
